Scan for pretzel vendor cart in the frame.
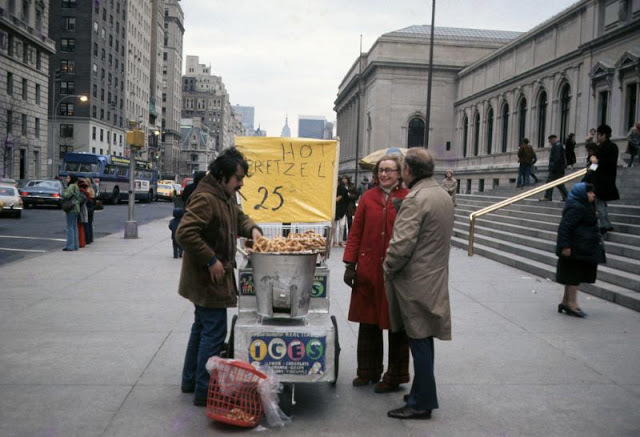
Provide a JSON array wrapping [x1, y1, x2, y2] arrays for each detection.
[[230, 137, 341, 410]]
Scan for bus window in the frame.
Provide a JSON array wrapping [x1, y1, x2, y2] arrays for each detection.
[[104, 165, 117, 176], [117, 166, 128, 177], [64, 162, 80, 172]]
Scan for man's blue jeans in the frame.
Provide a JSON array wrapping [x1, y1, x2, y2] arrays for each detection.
[[64, 212, 79, 250], [405, 336, 439, 411], [516, 163, 531, 187], [182, 305, 227, 400]]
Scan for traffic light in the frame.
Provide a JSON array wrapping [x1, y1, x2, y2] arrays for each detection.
[[126, 130, 145, 149]]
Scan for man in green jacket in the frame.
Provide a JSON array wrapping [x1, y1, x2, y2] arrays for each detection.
[[176, 148, 262, 406]]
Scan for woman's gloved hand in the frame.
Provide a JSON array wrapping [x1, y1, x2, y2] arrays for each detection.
[[343, 263, 356, 287]]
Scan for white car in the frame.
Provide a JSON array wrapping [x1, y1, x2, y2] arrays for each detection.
[[0, 185, 23, 218]]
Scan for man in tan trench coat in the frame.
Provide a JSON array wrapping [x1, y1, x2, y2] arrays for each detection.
[[383, 148, 454, 420]]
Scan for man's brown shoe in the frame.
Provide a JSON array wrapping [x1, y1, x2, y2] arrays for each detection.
[[374, 381, 400, 393], [387, 405, 432, 420], [352, 377, 378, 387]]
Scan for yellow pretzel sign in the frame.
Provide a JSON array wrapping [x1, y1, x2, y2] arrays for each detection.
[[235, 137, 339, 222]]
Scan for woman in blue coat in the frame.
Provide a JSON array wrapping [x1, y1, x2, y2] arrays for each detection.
[[556, 183, 605, 317]]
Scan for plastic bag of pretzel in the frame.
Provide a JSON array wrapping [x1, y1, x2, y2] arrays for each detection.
[[251, 230, 327, 254]]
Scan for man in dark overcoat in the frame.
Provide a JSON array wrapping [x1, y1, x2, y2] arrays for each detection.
[[176, 148, 262, 406], [590, 124, 619, 234], [383, 148, 454, 420], [540, 134, 568, 201]]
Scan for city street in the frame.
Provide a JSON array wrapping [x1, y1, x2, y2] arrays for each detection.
[[0, 200, 175, 265]]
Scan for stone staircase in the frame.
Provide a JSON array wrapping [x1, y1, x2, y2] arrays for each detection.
[[451, 165, 640, 311]]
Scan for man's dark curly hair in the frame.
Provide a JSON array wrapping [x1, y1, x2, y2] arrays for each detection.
[[208, 147, 248, 183]]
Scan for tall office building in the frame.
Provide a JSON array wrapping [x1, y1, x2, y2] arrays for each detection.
[[48, 0, 127, 176], [182, 55, 229, 153], [298, 115, 327, 139], [232, 104, 254, 135], [146, 0, 164, 167], [0, 0, 55, 180], [281, 116, 291, 137], [160, 0, 184, 178], [125, 0, 151, 149]]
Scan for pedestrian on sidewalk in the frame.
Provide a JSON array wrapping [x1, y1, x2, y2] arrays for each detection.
[[77, 179, 90, 248], [343, 155, 410, 394], [556, 183, 605, 318], [62, 174, 81, 251], [82, 177, 96, 244], [181, 170, 206, 208], [539, 134, 568, 201], [516, 139, 536, 188], [333, 176, 349, 247], [176, 148, 262, 407], [383, 148, 454, 420], [590, 124, 619, 235], [564, 133, 577, 169], [168, 208, 184, 258], [625, 121, 640, 167], [442, 169, 458, 205]]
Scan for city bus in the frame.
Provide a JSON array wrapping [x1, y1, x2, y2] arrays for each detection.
[[59, 153, 158, 204]]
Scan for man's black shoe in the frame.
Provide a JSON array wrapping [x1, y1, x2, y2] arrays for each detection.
[[193, 397, 207, 407], [181, 384, 195, 393], [387, 405, 432, 420]]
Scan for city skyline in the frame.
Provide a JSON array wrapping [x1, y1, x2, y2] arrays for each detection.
[[181, 0, 577, 138]]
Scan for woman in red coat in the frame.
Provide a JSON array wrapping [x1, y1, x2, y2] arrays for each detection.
[[343, 154, 410, 393]]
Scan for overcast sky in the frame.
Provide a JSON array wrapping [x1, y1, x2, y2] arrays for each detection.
[[181, 0, 578, 137]]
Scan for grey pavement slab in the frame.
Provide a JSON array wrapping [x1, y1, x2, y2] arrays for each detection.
[[0, 219, 638, 436]]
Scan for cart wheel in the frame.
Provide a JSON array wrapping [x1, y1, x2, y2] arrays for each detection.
[[279, 383, 294, 416], [227, 315, 237, 359], [331, 315, 341, 386]]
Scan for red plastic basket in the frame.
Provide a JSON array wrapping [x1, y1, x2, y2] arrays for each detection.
[[205, 359, 267, 428]]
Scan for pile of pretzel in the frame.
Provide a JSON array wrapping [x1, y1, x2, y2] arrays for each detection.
[[225, 407, 256, 424], [252, 231, 326, 253]]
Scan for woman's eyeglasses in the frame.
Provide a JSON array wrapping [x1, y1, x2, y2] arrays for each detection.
[[378, 168, 398, 175]]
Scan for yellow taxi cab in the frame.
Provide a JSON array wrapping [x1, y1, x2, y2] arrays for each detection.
[[157, 183, 175, 201]]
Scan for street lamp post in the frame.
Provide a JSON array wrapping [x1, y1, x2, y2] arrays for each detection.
[[50, 94, 88, 178]]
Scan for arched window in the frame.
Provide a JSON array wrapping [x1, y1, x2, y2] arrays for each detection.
[[518, 98, 527, 144], [407, 117, 425, 148], [501, 104, 509, 153], [559, 84, 571, 142], [462, 115, 469, 157], [473, 113, 480, 156], [537, 91, 547, 148], [486, 107, 494, 155]]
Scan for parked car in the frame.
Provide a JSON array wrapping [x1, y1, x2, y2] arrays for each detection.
[[0, 177, 18, 187], [157, 183, 175, 201], [19, 180, 65, 209], [0, 185, 23, 218], [181, 177, 193, 189]]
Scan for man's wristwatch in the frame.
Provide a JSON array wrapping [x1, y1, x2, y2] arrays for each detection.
[[207, 255, 218, 267]]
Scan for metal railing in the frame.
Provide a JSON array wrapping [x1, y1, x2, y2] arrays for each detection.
[[467, 168, 588, 256]]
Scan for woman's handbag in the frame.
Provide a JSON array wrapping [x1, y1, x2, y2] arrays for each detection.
[[62, 198, 74, 212], [94, 199, 104, 210]]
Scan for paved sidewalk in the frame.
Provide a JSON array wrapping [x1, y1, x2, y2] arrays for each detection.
[[1, 218, 639, 437]]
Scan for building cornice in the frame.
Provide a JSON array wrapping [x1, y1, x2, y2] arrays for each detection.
[[457, 1, 589, 79], [165, 16, 185, 34], [335, 60, 462, 109], [0, 16, 56, 54], [454, 18, 640, 107]]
